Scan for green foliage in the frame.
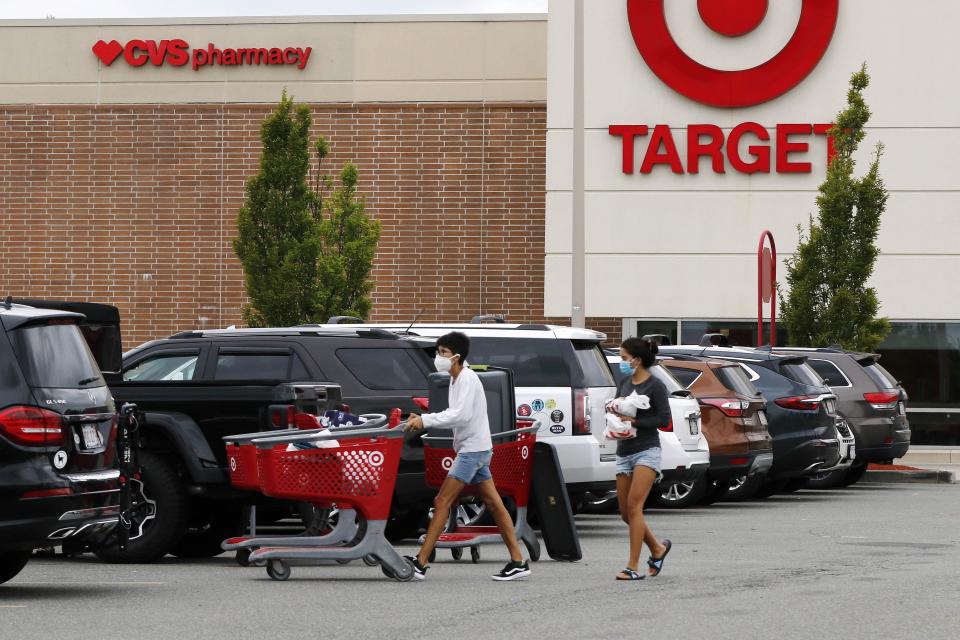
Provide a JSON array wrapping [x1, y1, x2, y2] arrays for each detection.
[[779, 64, 891, 352], [233, 91, 380, 327]]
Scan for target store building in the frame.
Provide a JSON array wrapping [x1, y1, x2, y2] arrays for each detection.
[[0, 2, 958, 445]]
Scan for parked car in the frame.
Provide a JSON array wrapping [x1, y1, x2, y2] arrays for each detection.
[[605, 351, 711, 509], [660, 355, 775, 503], [328, 322, 619, 509], [659, 341, 842, 498], [0, 301, 121, 585], [103, 324, 440, 562], [774, 347, 911, 487]]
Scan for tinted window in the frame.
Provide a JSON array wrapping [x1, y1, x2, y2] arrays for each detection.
[[125, 353, 199, 382], [807, 359, 850, 387], [214, 353, 309, 381], [714, 365, 762, 397], [573, 341, 615, 387], [863, 362, 898, 390], [467, 338, 571, 387], [337, 348, 429, 390], [780, 361, 826, 387], [9, 322, 104, 389], [665, 366, 701, 388], [649, 365, 685, 394]]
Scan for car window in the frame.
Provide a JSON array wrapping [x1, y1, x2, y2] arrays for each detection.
[[8, 322, 104, 389], [649, 365, 685, 394], [863, 362, 898, 390], [665, 366, 701, 388], [572, 341, 615, 387], [124, 353, 199, 382], [336, 348, 429, 391], [214, 352, 309, 381], [467, 338, 571, 387], [714, 365, 762, 397], [780, 361, 826, 387], [807, 359, 850, 387]]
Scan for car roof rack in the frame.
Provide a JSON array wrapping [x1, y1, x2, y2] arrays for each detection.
[[328, 316, 364, 324], [641, 333, 672, 345], [470, 314, 506, 324], [658, 353, 704, 362], [699, 333, 731, 347]]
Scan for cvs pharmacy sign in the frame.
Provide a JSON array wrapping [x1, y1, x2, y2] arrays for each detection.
[[92, 39, 312, 71]]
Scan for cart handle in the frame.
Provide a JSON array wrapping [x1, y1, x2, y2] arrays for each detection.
[[223, 414, 388, 444], [251, 426, 405, 449], [420, 422, 540, 443]]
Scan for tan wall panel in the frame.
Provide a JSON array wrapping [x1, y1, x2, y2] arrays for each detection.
[[352, 22, 485, 81]]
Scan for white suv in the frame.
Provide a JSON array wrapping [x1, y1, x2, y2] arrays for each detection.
[[326, 322, 619, 503]]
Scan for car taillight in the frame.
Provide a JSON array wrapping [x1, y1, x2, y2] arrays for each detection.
[[0, 406, 64, 446], [573, 389, 591, 435], [774, 395, 822, 411], [864, 391, 899, 410], [659, 419, 673, 432], [412, 397, 430, 412], [701, 398, 749, 417]]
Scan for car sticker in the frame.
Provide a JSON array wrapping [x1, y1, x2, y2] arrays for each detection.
[[531, 399, 545, 413], [517, 404, 532, 417], [549, 424, 565, 434], [546, 399, 557, 410], [550, 409, 564, 423]]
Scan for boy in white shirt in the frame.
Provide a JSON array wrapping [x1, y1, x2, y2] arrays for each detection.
[[404, 331, 531, 581]]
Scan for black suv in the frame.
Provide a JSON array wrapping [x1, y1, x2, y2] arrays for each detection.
[[659, 344, 843, 498], [774, 347, 911, 487], [0, 302, 120, 585], [104, 326, 438, 562]]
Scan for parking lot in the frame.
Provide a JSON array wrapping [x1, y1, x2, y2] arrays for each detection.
[[2, 482, 956, 640]]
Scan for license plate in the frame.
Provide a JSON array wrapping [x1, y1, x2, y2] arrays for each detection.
[[898, 402, 905, 415], [848, 445, 856, 460], [825, 399, 836, 414], [81, 424, 102, 449], [759, 411, 768, 426], [687, 415, 700, 436]]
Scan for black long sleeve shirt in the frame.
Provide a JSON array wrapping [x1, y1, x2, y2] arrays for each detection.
[[615, 375, 670, 456]]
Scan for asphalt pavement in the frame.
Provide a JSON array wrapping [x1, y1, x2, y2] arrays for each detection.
[[2, 482, 958, 640]]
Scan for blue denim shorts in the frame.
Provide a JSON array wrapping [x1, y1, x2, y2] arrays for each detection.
[[616, 447, 663, 482], [448, 450, 493, 485]]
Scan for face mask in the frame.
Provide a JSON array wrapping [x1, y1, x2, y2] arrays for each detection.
[[619, 360, 636, 376], [435, 354, 456, 373]]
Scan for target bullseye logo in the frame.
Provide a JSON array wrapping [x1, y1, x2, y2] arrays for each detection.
[[368, 451, 384, 468], [626, 0, 839, 107], [521, 446, 529, 461], [441, 457, 454, 471], [229, 457, 237, 472]]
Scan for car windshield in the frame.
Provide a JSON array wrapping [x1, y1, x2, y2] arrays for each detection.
[[714, 365, 762, 397], [780, 361, 827, 388], [467, 337, 572, 387], [9, 321, 104, 389]]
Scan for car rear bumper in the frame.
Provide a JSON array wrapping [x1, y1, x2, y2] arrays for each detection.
[[0, 491, 120, 552], [661, 462, 710, 484], [541, 435, 615, 486], [857, 441, 911, 463], [771, 437, 842, 479]]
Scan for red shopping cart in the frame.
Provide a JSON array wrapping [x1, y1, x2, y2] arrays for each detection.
[[421, 422, 541, 563], [243, 425, 415, 582]]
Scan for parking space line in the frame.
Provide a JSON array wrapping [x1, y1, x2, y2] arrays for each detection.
[[14, 581, 165, 586]]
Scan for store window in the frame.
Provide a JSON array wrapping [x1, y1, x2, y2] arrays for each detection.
[[679, 321, 787, 348]]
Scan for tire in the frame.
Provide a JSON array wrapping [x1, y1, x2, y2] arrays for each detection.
[[267, 560, 291, 581], [235, 548, 252, 567], [781, 477, 808, 493], [726, 474, 765, 500], [581, 490, 619, 514], [654, 477, 708, 509], [698, 479, 731, 506], [0, 552, 30, 585], [754, 478, 788, 498], [470, 546, 480, 564], [170, 504, 243, 559], [838, 462, 869, 487], [95, 451, 189, 564]]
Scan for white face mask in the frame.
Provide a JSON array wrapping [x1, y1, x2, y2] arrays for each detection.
[[434, 353, 456, 373]]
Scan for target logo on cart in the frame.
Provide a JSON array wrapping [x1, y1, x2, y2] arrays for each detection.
[[521, 446, 530, 461], [229, 457, 237, 472], [367, 451, 385, 468], [626, 0, 839, 107], [441, 457, 454, 471]]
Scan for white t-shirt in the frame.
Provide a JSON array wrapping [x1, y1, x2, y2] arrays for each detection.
[[421, 366, 493, 454]]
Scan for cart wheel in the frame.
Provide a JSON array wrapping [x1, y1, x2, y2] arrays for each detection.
[[336, 558, 352, 565], [380, 563, 396, 580], [470, 546, 480, 564], [363, 554, 379, 567], [393, 558, 415, 582], [524, 539, 541, 562], [235, 548, 252, 567], [266, 560, 291, 581], [428, 549, 436, 564], [451, 547, 463, 561]]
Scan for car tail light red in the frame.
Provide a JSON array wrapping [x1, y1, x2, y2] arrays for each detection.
[[701, 398, 750, 417], [864, 391, 899, 410], [0, 406, 64, 446], [412, 397, 430, 411], [659, 419, 673, 432], [774, 395, 822, 411], [20, 487, 73, 499], [573, 389, 591, 435]]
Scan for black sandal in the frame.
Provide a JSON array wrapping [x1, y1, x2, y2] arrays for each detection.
[[616, 568, 645, 581], [647, 539, 672, 577]]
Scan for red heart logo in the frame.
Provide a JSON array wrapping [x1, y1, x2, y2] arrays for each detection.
[[92, 40, 123, 66]]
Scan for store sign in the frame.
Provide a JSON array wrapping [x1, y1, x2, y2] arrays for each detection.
[[91, 39, 312, 71], [614, 0, 840, 174]]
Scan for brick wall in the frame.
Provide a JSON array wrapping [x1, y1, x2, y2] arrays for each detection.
[[0, 102, 618, 348]]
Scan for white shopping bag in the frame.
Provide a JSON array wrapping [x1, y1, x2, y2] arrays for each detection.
[[602, 413, 637, 440], [606, 391, 651, 418]]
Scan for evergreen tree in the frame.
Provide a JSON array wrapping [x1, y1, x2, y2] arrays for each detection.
[[780, 64, 890, 351]]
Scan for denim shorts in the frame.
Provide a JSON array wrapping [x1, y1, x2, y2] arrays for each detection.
[[448, 450, 493, 485], [616, 447, 663, 482]]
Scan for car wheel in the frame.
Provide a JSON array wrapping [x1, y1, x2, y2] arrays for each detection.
[[803, 469, 847, 490], [838, 462, 869, 487], [95, 451, 188, 564], [654, 477, 708, 509], [581, 490, 619, 514], [726, 474, 766, 500], [0, 552, 30, 585], [754, 478, 788, 498]]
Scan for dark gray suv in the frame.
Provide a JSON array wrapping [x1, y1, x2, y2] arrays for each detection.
[[774, 348, 911, 487]]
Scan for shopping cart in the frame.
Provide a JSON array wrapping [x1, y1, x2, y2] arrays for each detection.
[[222, 413, 389, 566], [244, 425, 415, 581], [420, 422, 541, 563]]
